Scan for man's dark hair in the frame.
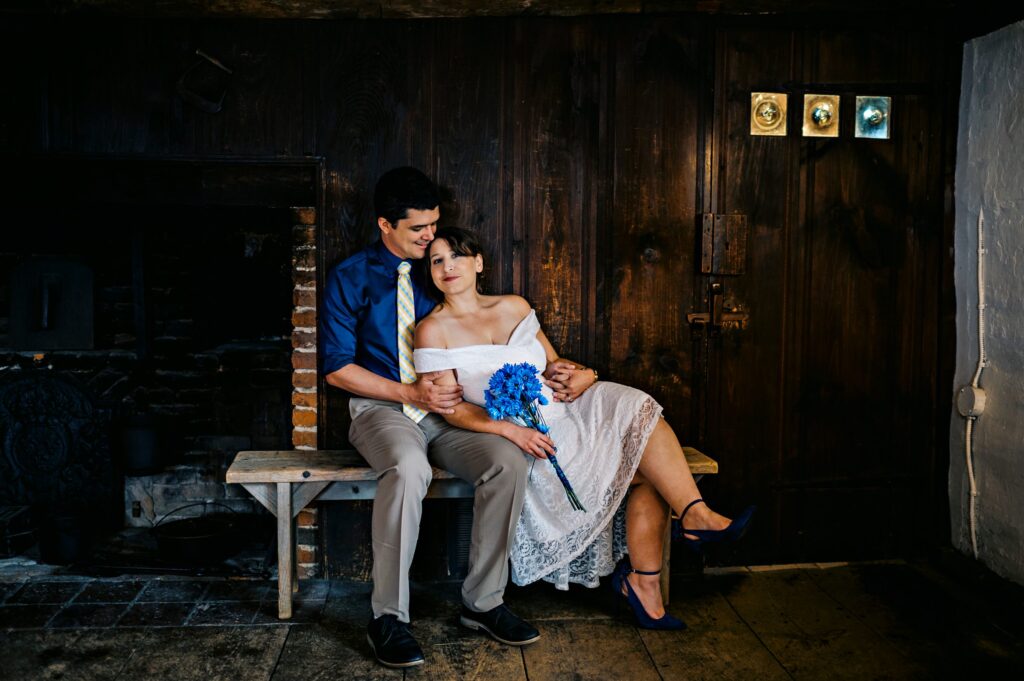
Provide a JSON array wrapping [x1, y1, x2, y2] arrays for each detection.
[[374, 167, 440, 226]]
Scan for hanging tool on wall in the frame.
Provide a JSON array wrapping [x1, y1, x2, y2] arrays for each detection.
[[176, 48, 233, 114]]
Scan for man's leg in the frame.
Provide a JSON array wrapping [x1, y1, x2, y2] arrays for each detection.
[[424, 422, 529, 613], [349, 399, 432, 623]]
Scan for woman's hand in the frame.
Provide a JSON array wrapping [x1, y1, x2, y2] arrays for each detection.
[[544, 361, 598, 403], [500, 423, 555, 460]]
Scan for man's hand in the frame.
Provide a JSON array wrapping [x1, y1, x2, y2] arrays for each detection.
[[403, 371, 464, 414], [544, 361, 597, 403]]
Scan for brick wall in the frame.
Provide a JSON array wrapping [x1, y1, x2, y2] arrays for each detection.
[[289, 207, 321, 578]]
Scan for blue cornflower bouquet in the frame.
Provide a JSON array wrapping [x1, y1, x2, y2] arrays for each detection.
[[485, 362, 586, 512]]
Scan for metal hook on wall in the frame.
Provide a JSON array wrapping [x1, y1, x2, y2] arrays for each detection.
[[176, 48, 233, 114]]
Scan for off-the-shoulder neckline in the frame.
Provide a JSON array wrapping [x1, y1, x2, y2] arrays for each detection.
[[415, 309, 536, 352]]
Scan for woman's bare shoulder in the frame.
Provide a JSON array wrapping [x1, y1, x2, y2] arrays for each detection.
[[493, 294, 532, 317], [414, 314, 448, 349]]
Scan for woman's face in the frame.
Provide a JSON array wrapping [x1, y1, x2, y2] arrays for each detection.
[[428, 239, 483, 296]]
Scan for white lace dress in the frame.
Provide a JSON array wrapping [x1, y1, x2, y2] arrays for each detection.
[[414, 310, 663, 590]]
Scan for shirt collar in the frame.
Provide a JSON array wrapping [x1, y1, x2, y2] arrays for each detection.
[[372, 239, 409, 272]]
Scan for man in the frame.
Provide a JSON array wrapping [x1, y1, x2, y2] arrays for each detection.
[[321, 167, 539, 669]]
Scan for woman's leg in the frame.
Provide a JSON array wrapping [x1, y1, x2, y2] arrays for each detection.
[[624, 476, 669, 618], [621, 418, 732, 618], [635, 419, 731, 534]]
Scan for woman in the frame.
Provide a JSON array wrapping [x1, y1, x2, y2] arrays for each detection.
[[413, 227, 753, 630]]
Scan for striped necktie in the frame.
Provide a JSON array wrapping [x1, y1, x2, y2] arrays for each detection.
[[396, 261, 427, 423]]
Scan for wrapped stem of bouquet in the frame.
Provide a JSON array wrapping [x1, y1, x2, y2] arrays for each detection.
[[485, 362, 586, 512]]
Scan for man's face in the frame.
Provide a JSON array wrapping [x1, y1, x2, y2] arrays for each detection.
[[379, 206, 440, 260]]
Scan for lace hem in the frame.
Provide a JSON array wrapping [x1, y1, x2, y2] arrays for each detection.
[[510, 396, 663, 589]]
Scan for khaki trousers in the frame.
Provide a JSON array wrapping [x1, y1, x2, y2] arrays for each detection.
[[348, 398, 529, 623]]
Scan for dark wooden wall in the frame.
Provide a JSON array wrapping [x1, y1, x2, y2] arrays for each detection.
[[0, 13, 959, 564]]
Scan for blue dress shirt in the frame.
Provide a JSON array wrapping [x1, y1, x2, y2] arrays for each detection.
[[321, 240, 437, 381]]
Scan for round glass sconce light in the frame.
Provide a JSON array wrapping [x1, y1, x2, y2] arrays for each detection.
[[750, 93, 787, 136], [802, 94, 840, 137], [855, 96, 891, 139]]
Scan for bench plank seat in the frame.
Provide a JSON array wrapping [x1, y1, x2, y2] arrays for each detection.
[[227, 446, 718, 620], [226, 447, 717, 483]]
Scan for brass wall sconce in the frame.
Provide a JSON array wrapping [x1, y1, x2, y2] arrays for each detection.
[[750, 93, 787, 136], [802, 94, 839, 137], [855, 96, 891, 139]]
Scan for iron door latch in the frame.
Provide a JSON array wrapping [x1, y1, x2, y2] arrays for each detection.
[[687, 282, 749, 333]]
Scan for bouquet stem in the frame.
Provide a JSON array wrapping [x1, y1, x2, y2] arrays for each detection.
[[546, 453, 586, 512], [485, 362, 586, 513]]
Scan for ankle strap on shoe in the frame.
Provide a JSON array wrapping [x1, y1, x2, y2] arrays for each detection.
[[629, 567, 661, 576], [678, 497, 705, 522]]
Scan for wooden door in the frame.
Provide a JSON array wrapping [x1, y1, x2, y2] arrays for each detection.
[[700, 23, 950, 563]]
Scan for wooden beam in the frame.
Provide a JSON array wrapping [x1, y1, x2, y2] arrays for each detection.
[[0, 0, 983, 20]]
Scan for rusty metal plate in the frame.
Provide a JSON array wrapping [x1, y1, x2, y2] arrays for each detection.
[[701, 213, 747, 275]]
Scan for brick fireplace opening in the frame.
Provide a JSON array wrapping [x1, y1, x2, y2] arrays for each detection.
[[112, 204, 319, 527], [1, 156, 322, 573]]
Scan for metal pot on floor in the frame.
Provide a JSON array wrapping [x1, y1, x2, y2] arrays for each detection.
[[151, 502, 245, 565]]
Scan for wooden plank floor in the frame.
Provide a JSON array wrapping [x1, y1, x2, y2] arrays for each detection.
[[2, 561, 1023, 680]]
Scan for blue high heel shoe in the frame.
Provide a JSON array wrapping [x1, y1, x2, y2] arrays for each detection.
[[610, 559, 686, 631], [672, 498, 756, 550]]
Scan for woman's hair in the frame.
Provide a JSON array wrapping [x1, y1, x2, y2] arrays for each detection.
[[422, 226, 485, 302]]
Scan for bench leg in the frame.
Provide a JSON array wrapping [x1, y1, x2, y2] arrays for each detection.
[[661, 473, 705, 606], [661, 509, 671, 606], [292, 516, 300, 594], [276, 482, 293, 620]]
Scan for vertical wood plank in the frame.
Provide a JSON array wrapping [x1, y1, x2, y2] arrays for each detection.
[[430, 19, 507, 293], [277, 481, 294, 620], [292, 514, 300, 594], [508, 20, 528, 298], [707, 25, 797, 562], [607, 18, 702, 429], [514, 18, 602, 363]]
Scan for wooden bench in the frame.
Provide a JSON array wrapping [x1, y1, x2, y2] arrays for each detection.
[[226, 448, 718, 619]]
